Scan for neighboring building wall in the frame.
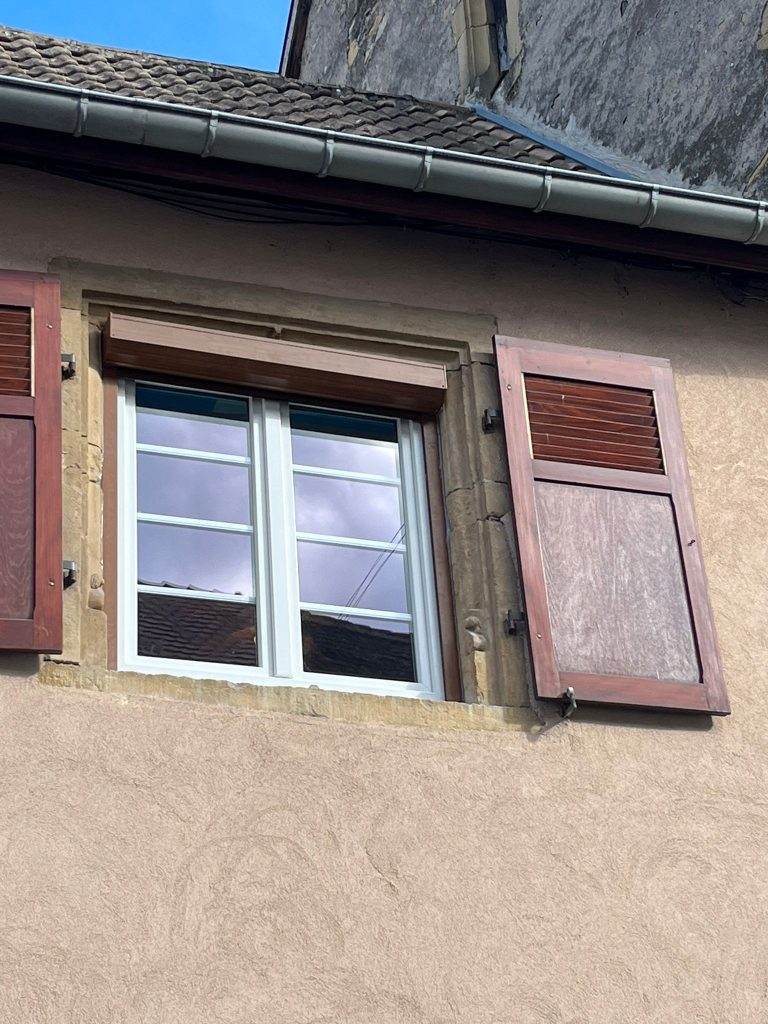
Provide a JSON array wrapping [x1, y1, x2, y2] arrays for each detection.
[[297, 0, 768, 197], [1, 163, 767, 1021], [298, 0, 461, 101]]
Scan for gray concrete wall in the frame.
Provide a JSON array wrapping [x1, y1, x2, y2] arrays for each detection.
[[300, 0, 460, 100], [297, 0, 768, 197], [0, 163, 767, 1021]]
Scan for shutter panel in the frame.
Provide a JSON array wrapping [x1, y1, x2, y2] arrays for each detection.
[[0, 273, 62, 653], [496, 336, 729, 715]]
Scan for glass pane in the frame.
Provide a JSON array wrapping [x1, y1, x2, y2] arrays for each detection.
[[298, 541, 408, 613], [293, 474, 403, 543], [290, 407, 398, 477], [138, 523, 253, 596], [138, 453, 251, 525], [301, 610, 415, 681], [136, 385, 248, 456], [138, 593, 258, 666], [535, 482, 700, 683]]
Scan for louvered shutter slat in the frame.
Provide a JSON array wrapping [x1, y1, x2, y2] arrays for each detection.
[[525, 375, 664, 473]]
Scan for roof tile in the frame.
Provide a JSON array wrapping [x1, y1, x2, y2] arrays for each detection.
[[0, 24, 595, 172]]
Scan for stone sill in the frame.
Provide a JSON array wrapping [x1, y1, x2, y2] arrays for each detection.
[[40, 662, 536, 732]]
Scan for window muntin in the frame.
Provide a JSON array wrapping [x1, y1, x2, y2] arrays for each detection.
[[118, 382, 444, 699]]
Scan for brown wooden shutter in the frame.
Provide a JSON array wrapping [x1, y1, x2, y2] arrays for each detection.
[[0, 272, 62, 653], [496, 335, 728, 715]]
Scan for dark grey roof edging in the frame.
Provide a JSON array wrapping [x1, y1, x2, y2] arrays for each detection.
[[1, 72, 767, 248]]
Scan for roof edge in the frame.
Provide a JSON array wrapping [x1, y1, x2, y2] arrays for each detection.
[[0, 72, 766, 249]]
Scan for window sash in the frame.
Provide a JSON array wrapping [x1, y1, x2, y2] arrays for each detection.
[[117, 380, 444, 699]]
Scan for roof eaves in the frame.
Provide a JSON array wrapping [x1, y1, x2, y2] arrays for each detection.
[[0, 71, 766, 251]]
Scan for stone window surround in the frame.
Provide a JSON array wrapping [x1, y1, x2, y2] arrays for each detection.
[[42, 262, 534, 732], [452, 0, 522, 100]]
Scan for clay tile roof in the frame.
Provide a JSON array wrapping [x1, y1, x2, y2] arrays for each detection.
[[0, 24, 596, 173]]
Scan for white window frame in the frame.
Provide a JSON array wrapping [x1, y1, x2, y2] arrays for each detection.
[[117, 380, 444, 700]]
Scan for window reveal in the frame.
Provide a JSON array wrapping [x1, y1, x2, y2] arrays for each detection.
[[118, 382, 443, 699]]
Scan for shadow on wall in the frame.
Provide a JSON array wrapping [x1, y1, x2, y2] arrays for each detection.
[[0, 654, 44, 679]]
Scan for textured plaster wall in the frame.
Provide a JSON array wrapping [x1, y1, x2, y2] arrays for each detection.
[[0, 164, 767, 1021], [297, 0, 768, 197]]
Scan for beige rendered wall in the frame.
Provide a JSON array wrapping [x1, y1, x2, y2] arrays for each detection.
[[0, 164, 767, 1023]]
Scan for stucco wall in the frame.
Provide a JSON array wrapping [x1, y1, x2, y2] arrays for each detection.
[[297, 0, 768, 197], [0, 164, 767, 1021]]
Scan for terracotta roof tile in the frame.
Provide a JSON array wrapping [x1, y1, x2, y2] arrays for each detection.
[[0, 24, 597, 172]]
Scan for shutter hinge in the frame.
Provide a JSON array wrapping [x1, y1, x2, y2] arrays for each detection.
[[504, 609, 526, 636], [62, 560, 78, 588], [482, 407, 501, 432], [61, 353, 76, 379]]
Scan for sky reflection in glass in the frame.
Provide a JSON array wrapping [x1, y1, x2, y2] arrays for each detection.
[[138, 523, 253, 596], [293, 474, 402, 543], [138, 453, 251, 524], [297, 541, 408, 613]]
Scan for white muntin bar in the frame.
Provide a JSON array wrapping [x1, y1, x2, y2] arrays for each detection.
[[136, 512, 253, 533], [137, 442, 251, 466], [295, 531, 406, 553], [291, 463, 401, 486]]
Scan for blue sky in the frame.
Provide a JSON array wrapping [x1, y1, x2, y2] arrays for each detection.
[[0, 0, 293, 71]]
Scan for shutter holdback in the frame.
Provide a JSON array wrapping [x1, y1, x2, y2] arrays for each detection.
[[561, 687, 577, 718]]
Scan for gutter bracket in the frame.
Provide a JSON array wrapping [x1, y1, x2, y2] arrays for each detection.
[[745, 201, 767, 245], [532, 171, 552, 213], [317, 135, 335, 178], [74, 93, 88, 137], [414, 147, 434, 192], [201, 112, 219, 158], [639, 185, 660, 228]]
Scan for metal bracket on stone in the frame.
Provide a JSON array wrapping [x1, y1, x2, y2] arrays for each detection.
[[61, 353, 76, 379], [504, 609, 526, 636], [482, 407, 501, 432], [62, 561, 78, 588]]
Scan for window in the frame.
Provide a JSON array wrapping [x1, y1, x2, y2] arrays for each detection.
[[496, 335, 729, 715], [117, 381, 444, 699]]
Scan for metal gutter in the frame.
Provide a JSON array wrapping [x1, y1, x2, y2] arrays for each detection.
[[0, 73, 766, 248], [472, 104, 639, 181]]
